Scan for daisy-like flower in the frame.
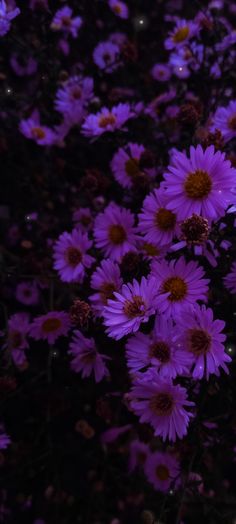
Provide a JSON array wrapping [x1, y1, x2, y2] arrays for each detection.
[[0, 0, 20, 37], [93, 41, 120, 73], [55, 76, 94, 123], [30, 311, 71, 345], [110, 143, 155, 189], [0, 431, 11, 450], [175, 305, 230, 380], [89, 259, 123, 316], [129, 370, 194, 441], [73, 207, 93, 232], [128, 440, 149, 472], [162, 145, 236, 222], [108, 0, 129, 19], [50, 6, 82, 38], [210, 100, 236, 143], [224, 262, 236, 294], [151, 256, 209, 318], [165, 19, 199, 50], [103, 276, 161, 340], [151, 63, 171, 82], [53, 229, 95, 283], [126, 316, 192, 379], [69, 330, 109, 382], [16, 281, 39, 306], [93, 203, 138, 261], [81, 103, 132, 137], [8, 313, 30, 350], [138, 189, 179, 247], [144, 451, 180, 492], [19, 110, 56, 146]]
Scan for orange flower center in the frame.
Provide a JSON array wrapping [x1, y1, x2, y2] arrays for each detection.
[[66, 247, 82, 267], [155, 208, 176, 231], [142, 242, 160, 257], [31, 127, 46, 140], [100, 282, 117, 304], [42, 318, 62, 333], [61, 16, 71, 27], [184, 170, 212, 199], [123, 295, 145, 319], [109, 224, 127, 245], [113, 3, 122, 14], [173, 26, 190, 43], [99, 113, 116, 128], [150, 392, 174, 416], [149, 341, 170, 363], [125, 157, 140, 178], [187, 328, 211, 355], [10, 331, 22, 349], [156, 464, 170, 481], [162, 277, 187, 301], [228, 114, 236, 131], [81, 350, 97, 364], [71, 87, 82, 100]]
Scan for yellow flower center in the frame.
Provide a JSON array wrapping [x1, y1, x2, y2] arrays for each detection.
[[184, 170, 212, 199], [100, 282, 117, 304], [109, 224, 127, 245], [113, 3, 122, 14], [61, 16, 71, 27], [99, 113, 116, 128], [149, 392, 174, 416], [149, 341, 170, 363], [31, 127, 46, 140], [228, 114, 236, 131], [142, 242, 160, 257], [66, 247, 82, 267], [156, 464, 170, 481], [42, 318, 62, 333], [162, 277, 187, 301], [155, 208, 176, 231], [173, 26, 190, 43], [123, 295, 145, 319], [71, 87, 82, 100], [187, 328, 211, 355], [125, 157, 140, 178]]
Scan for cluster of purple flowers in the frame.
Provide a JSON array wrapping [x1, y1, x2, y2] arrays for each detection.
[[1, 0, 236, 521]]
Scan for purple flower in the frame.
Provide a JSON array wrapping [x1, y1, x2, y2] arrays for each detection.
[[51, 6, 82, 38], [90, 259, 123, 316], [138, 189, 179, 247], [111, 143, 155, 189], [144, 451, 180, 492], [81, 103, 132, 137], [19, 110, 56, 146], [73, 207, 93, 232], [151, 63, 171, 82], [128, 439, 149, 472], [129, 370, 194, 441], [16, 281, 39, 306], [93, 41, 120, 73], [8, 313, 30, 366], [108, 0, 129, 19], [151, 256, 209, 318], [162, 145, 236, 222], [126, 316, 192, 379], [0, 0, 20, 37], [69, 330, 109, 382], [30, 311, 71, 345], [53, 229, 95, 283], [103, 277, 161, 340], [210, 101, 236, 143], [55, 76, 94, 124], [0, 432, 11, 450], [175, 305, 231, 380], [224, 262, 236, 294], [10, 54, 37, 76], [165, 19, 199, 50], [93, 203, 138, 261]]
